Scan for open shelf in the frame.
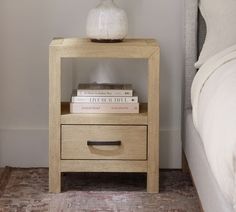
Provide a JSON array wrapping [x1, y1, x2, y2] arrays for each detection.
[[61, 102, 148, 125]]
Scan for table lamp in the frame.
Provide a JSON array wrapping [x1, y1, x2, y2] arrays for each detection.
[[86, 0, 128, 42]]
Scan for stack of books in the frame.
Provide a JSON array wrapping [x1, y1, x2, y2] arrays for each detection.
[[70, 83, 139, 114]]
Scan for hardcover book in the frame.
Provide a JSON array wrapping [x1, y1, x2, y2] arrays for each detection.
[[77, 83, 133, 97], [70, 103, 139, 114], [71, 96, 138, 103], [78, 83, 132, 90]]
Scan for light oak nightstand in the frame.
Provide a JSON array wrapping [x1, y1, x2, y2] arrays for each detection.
[[49, 38, 160, 193]]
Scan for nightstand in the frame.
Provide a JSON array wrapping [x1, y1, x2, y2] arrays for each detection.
[[49, 38, 160, 193]]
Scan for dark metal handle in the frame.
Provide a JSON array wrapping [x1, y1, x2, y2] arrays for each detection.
[[87, 140, 121, 146]]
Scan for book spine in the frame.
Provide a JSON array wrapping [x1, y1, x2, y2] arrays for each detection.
[[71, 96, 138, 103], [76, 90, 133, 97], [70, 103, 139, 114]]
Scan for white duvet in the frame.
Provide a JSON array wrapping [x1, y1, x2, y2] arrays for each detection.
[[191, 44, 236, 209]]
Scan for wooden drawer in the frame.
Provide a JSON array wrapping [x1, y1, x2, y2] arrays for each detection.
[[61, 125, 147, 160]]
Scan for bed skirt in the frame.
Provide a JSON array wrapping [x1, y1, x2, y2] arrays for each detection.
[[183, 110, 233, 212]]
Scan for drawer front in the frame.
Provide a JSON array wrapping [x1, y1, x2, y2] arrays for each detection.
[[61, 125, 147, 160]]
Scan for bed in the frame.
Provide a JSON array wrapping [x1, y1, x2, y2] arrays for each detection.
[[183, 1, 236, 212]]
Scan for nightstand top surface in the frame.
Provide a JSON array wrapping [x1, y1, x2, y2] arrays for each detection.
[[50, 38, 159, 48], [49, 38, 159, 58]]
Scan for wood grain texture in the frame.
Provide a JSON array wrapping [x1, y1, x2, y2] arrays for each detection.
[[50, 38, 158, 59], [50, 38, 158, 47], [61, 102, 148, 125], [49, 47, 61, 193], [147, 49, 160, 193], [61, 125, 147, 160], [61, 160, 147, 173], [49, 38, 160, 193]]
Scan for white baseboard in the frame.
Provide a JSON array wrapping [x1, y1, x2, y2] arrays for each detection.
[[0, 128, 181, 168]]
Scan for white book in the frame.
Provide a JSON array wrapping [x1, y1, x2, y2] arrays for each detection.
[[71, 96, 138, 103], [77, 83, 133, 97], [70, 103, 139, 114], [77, 89, 133, 97]]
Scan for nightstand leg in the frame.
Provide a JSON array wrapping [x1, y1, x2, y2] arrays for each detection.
[[49, 119, 61, 193], [147, 131, 159, 193], [147, 172, 159, 193], [49, 48, 62, 193], [49, 168, 61, 193], [147, 50, 160, 193]]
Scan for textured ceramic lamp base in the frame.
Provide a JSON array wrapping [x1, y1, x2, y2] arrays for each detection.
[[86, 0, 128, 42]]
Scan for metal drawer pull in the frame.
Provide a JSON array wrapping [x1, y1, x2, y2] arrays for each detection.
[[87, 141, 121, 146]]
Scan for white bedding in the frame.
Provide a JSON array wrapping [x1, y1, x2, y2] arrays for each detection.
[[191, 44, 236, 209]]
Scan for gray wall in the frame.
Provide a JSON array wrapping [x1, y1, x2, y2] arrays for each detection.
[[0, 0, 184, 168]]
